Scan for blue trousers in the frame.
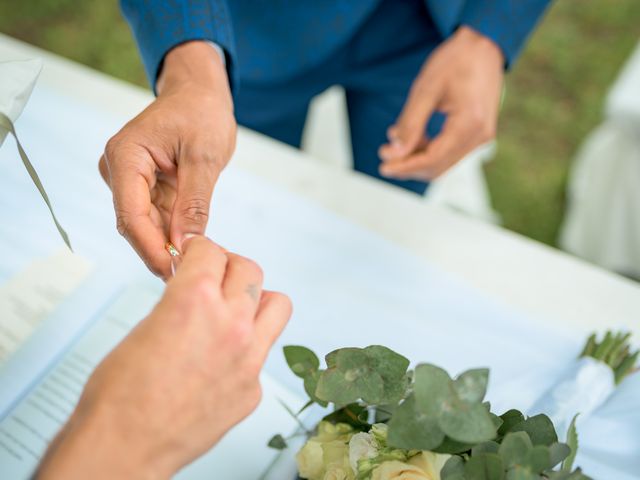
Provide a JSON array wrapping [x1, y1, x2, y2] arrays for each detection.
[[233, 0, 445, 195]]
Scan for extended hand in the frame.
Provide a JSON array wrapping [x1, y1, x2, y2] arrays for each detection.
[[379, 26, 504, 180], [99, 41, 236, 279], [36, 236, 292, 479]]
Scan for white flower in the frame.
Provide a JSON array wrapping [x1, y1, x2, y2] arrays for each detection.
[[348, 432, 380, 473], [370, 460, 430, 480], [297, 440, 324, 480], [370, 452, 451, 480], [407, 452, 450, 480], [323, 465, 354, 480]]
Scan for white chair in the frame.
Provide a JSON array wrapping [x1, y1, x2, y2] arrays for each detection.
[[560, 42, 640, 279]]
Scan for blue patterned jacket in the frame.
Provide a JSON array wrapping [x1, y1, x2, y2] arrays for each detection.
[[121, 0, 551, 89]]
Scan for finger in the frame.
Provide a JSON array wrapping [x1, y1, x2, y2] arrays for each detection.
[[98, 155, 110, 187], [380, 78, 440, 161], [251, 291, 292, 363], [105, 144, 171, 277], [169, 146, 220, 251], [222, 253, 264, 310], [380, 113, 477, 180], [176, 235, 228, 285]]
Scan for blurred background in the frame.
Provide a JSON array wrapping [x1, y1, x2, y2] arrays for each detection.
[[1, 0, 639, 271]]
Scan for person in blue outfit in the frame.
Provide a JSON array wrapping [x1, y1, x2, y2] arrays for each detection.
[[99, 0, 551, 279]]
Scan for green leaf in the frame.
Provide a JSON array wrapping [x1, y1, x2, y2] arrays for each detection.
[[522, 445, 550, 473], [283, 345, 319, 378], [413, 363, 452, 415], [439, 401, 498, 444], [316, 346, 409, 405], [387, 394, 445, 450], [441, 456, 465, 479], [464, 453, 505, 480], [321, 403, 370, 430], [365, 345, 411, 404], [454, 368, 489, 404], [267, 434, 287, 450], [561, 414, 579, 472], [432, 436, 475, 454], [304, 370, 328, 407], [498, 410, 525, 437], [548, 442, 571, 469], [498, 432, 533, 468], [510, 414, 558, 446], [547, 468, 593, 480], [505, 466, 538, 480], [472, 441, 500, 456]]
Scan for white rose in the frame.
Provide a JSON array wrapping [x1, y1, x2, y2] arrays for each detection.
[[370, 460, 430, 480], [323, 465, 355, 480], [297, 440, 325, 480], [349, 432, 379, 473], [408, 452, 450, 480]]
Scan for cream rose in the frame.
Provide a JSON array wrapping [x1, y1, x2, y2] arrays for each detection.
[[408, 452, 450, 480], [323, 465, 355, 480], [297, 440, 325, 479], [370, 452, 450, 480], [370, 460, 430, 480]]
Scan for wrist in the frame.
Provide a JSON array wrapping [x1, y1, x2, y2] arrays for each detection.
[[157, 40, 230, 99], [455, 25, 504, 65], [36, 400, 173, 480]]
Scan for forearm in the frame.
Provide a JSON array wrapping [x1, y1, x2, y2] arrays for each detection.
[[34, 404, 171, 480]]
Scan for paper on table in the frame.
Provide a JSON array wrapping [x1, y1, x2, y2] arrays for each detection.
[[0, 281, 157, 478], [0, 59, 41, 147], [0, 249, 91, 366], [0, 277, 305, 480]]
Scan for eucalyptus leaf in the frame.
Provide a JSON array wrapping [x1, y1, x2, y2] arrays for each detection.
[[498, 432, 533, 468], [523, 445, 551, 473], [284, 345, 320, 378], [548, 442, 571, 469], [413, 363, 452, 415], [439, 401, 497, 444], [510, 414, 557, 446], [432, 436, 475, 455], [472, 441, 500, 456], [464, 453, 505, 480], [561, 415, 579, 472], [505, 466, 538, 480], [498, 410, 525, 437], [267, 434, 287, 450], [454, 368, 489, 404], [440, 455, 465, 479], [387, 395, 445, 450]]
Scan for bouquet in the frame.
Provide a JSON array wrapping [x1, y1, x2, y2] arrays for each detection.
[[269, 344, 598, 480]]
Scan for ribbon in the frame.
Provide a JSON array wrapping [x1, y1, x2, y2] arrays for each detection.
[[0, 111, 72, 251]]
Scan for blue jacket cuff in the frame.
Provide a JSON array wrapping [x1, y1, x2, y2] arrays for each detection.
[[120, 0, 236, 94], [459, 0, 551, 69]]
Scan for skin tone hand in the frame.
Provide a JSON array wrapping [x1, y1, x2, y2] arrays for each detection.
[[99, 41, 236, 279], [35, 236, 292, 480], [378, 26, 504, 181]]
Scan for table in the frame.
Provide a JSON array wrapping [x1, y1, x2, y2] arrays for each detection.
[[2, 33, 640, 480], [2, 33, 637, 336]]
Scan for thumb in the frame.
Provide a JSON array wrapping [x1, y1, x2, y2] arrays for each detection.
[[384, 80, 440, 161], [170, 150, 220, 251]]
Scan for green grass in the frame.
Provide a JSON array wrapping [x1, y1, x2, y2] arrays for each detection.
[[2, 1, 639, 246]]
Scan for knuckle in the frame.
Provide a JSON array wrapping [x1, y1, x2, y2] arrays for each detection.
[[115, 214, 130, 238], [190, 272, 221, 303], [227, 319, 253, 346], [179, 197, 210, 225]]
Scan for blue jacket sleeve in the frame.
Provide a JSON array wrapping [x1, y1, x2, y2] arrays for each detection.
[[459, 0, 552, 68], [120, 0, 236, 92]]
